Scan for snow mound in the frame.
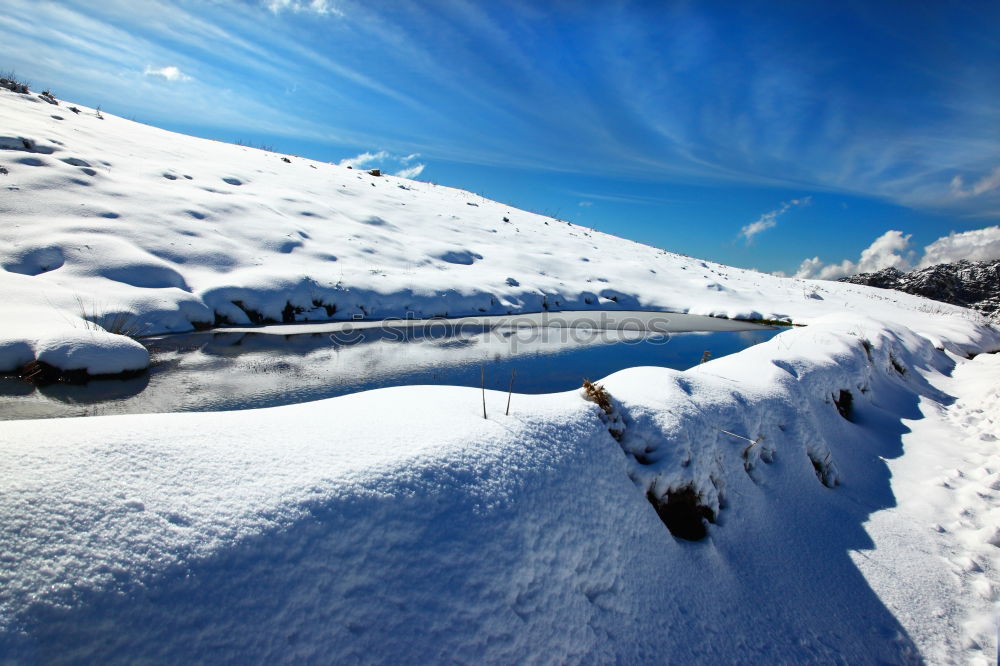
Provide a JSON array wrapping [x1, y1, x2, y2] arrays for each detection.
[[1, 317, 998, 662], [34, 329, 149, 375]]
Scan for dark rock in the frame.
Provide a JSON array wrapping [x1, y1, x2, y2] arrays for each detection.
[[839, 259, 1000, 320]]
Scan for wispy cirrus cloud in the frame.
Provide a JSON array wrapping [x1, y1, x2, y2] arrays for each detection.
[[338, 150, 389, 168], [266, 0, 342, 17], [738, 197, 810, 245], [395, 164, 425, 179], [143, 65, 191, 82], [951, 167, 1000, 199], [4, 0, 999, 223]]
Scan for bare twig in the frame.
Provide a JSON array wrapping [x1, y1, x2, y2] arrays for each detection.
[[505, 368, 516, 416]]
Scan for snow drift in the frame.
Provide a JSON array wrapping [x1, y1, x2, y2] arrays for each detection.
[[1, 315, 997, 662]]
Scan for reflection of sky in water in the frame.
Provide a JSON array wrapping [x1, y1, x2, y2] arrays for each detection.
[[0, 314, 782, 420]]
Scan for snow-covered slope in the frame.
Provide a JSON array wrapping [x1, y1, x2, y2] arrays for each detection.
[[0, 89, 979, 375], [4, 88, 1000, 664]]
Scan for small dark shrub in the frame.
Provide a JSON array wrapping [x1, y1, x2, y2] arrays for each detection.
[[0, 71, 30, 94], [231, 300, 274, 325], [281, 301, 304, 323]]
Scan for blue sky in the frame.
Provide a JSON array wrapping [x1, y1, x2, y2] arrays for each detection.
[[4, 0, 1000, 276]]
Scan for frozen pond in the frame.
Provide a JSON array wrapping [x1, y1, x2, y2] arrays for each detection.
[[0, 312, 782, 420]]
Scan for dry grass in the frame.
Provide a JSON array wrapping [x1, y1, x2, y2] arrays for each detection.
[[582, 378, 613, 414], [75, 297, 150, 338], [582, 379, 624, 440]]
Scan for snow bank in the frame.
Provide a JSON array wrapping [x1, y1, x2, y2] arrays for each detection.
[[2, 316, 997, 662], [0, 90, 987, 372]]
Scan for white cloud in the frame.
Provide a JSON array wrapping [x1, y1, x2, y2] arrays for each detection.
[[395, 164, 425, 179], [790, 230, 912, 280], [266, 0, 343, 16], [855, 229, 913, 274], [143, 65, 191, 82], [578, 201, 593, 207], [340, 150, 426, 179], [739, 197, 810, 244], [918, 225, 1000, 266], [338, 150, 389, 168], [950, 167, 1000, 199], [786, 226, 1000, 280]]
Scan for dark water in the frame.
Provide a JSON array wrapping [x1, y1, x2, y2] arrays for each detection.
[[0, 312, 782, 420]]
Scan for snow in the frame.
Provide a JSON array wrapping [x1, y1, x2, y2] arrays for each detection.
[[0, 90, 985, 373], [2, 314, 998, 662], [2, 89, 1000, 662], [852, 350, 1000, 663]]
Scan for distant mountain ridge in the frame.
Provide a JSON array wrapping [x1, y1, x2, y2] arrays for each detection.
[[839, 260, 1000, 320]]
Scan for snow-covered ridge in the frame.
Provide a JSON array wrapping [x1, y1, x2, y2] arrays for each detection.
[[840, 259, 1000, 321], [0, 90, 980, 375], [2, 314, 998, 662]]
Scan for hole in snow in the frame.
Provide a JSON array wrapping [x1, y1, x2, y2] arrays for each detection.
[[647, 485, 715, 541], [834, 389, 853, 420], [222, 177, 243, 186]]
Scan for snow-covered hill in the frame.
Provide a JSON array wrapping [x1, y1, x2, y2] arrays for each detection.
[[3, 87, 1000, 663], [841, 259, 1000, 321], [0, 89, 978, 376]]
